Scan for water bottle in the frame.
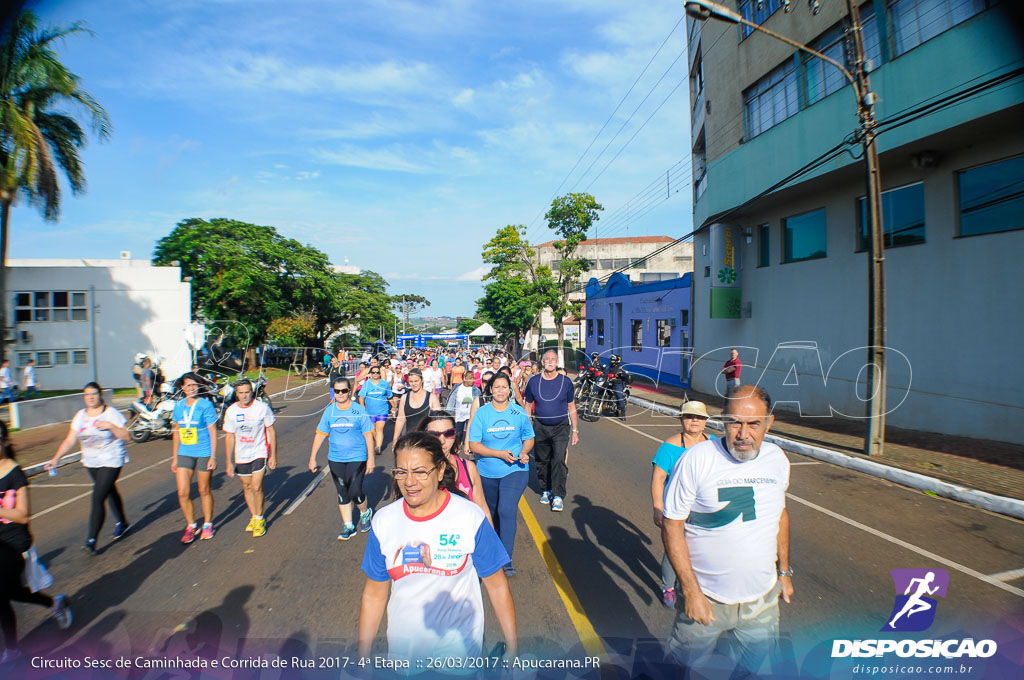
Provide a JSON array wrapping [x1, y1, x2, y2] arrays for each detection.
[[48, 465, 57, 477]]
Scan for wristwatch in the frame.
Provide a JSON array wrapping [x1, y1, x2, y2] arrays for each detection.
[[778, 566, 794, 577]]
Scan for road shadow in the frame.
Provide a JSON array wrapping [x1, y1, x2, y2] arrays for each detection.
[[571, 495, 661, 605], [19, 529, 185, 651], [546, 526, 654, 640]]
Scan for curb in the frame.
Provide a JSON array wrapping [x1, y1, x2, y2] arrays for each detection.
[[24, 378, 327, 479], [629, 395, 1024, 521]]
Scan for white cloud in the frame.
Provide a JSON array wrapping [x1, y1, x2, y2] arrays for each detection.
[[456, 266, 489, 282]]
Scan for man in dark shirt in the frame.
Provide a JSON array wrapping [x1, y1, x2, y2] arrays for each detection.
[[524, 349, 579, 513]]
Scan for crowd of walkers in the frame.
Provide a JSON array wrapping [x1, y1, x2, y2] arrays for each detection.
[[2, 343, 791, 679]]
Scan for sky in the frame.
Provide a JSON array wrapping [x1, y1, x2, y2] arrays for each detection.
[[13, 0, 693, 316]]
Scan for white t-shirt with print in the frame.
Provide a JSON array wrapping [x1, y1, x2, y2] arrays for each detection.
[[452, 384, 476, 423], [361, 492, 508, 666], [72, 407, 129, 468], [222, 400, 275, 463], [663, 437, 790, 604]]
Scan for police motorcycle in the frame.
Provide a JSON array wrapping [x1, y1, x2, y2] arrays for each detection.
[[574, 352, 602, 403], [127, 380, 177, 442], [578, 354, 632, 422]]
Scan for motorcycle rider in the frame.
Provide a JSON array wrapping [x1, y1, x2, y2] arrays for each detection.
[[607, 355, 629, 421]]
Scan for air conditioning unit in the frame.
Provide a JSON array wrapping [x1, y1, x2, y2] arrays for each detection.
[[19, 330, 31, 344]]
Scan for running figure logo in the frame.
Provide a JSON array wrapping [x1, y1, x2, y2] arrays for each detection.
[[882, 568, 949, 632]]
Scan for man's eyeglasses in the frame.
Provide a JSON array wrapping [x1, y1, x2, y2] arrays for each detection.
[[426, 428, 457, 439], [336, 388, 350, 395], [391, 466, 438, 480]]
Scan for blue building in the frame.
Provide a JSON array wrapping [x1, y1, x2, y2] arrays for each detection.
[[584, 272, 693, 390]]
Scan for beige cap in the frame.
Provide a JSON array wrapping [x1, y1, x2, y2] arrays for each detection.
[[679, 401, 709, 418]]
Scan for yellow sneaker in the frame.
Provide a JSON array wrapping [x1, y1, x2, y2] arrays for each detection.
[[252, 518, 266, 537], [245, 516, 256, 532]]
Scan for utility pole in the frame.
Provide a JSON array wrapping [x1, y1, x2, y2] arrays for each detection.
[[846, 0, 886, 456]]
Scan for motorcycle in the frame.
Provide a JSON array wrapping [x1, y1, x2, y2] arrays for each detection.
[[573, 362, 598, 402], [578, 370, 631, 422], [128, 381, 177, 442]]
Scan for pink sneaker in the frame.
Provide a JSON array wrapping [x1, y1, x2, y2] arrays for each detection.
[[200, 523, 215, 540], [181, 524, 198, 544]]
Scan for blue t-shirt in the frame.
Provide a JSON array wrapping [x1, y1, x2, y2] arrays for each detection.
[[358, 380, 393, 416], [468, 402, 535, 479], [173, 398, 218, 457], [652, 434, 717, 474], [317, 402, 374, 462], [524, 374, 575, 425]]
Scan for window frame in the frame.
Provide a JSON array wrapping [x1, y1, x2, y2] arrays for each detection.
[[656, 319, 672, 348], [889, 0, 992, 58], [782, 207, 828, 264], [743, 58, 799, 139], [856, 181, 926, 251], [758, 224, 771, 267], [597, 319, 605, 346], [11, 290, 89, 324], [956, 154, 1024, 238], [631, 319, 643, 352]]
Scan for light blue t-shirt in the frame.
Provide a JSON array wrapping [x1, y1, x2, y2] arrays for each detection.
[[316, 402, 374, 462], [652, 434, 716, 474], [468, 402, 535, 479], [358, 379, 393, 416], [173, 398, 218, 458]]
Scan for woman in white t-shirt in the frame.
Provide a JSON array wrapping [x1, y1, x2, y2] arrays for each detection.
[[45, 383, 131, 555], [357, 431, 517, 664]]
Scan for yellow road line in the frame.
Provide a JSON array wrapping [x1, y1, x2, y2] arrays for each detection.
[[518, 496, 608, 660]]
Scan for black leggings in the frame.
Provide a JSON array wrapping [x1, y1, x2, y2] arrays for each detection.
[[0, 541, 53, 649], [328, 460, 366, 505], [87, 467, 127, 540]]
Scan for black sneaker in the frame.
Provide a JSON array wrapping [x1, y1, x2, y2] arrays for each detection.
[[111, 522, 132, 541], [82, 538, 97, 556]]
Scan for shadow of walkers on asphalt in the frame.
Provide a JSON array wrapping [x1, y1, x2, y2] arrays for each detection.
[[546, 526, 655, 641], [570, 495, 661, 604]]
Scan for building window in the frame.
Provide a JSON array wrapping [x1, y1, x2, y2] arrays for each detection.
[[758, 224, 771, 267], [703, 266, 711, 277], [958, 155, 1024, 237], [73, 350, 88, 365], [631, 320, 643, 351], [744, 59, 798, 138], [597, 320, 605, 345], [12, 290, 88, 323], [739, 0, 783, 39], [783, 208, 828, 263], [16, 352, 31, 367], [890, 0, 990, 57], [656, 319, 672, 347], [640, 272, 678, 283], [857, 182, 926, 250], [805, 27, 847, 105], [36, 351, 52, 367], [586, 319, 594, 337], [680, 309, 689, 327], [55, 351, 69, 365]]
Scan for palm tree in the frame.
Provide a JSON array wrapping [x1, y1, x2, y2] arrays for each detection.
[[0, 10, 111, 358]]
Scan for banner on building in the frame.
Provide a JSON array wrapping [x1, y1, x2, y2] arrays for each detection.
[[708, 223, 742, 319]]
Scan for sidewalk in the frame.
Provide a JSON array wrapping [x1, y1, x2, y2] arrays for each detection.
[[628, 382, 1024, 503], [10, 371, 323, 471]]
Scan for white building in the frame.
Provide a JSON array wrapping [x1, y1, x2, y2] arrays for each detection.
[[5, 257, 193, 390], [529, 236, 693, 349]]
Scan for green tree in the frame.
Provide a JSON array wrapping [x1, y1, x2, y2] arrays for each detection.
[[390, 293, 430, 333], [476, 276, 543, 352], [267, 312, 317, 367], [153, 218, 396, 363], [456, 318, 482, 334], [541, 193, 602, 364], [0, 10, 111, 359]]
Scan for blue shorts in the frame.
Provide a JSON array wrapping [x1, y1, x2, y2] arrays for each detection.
[[370, 414, 388, 424]]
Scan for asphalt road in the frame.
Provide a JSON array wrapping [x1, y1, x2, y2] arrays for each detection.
[[9, 383, 1023, 679]]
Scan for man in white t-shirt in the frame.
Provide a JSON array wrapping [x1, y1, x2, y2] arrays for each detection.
[[223, 379, 277, 537], [0, 359, 14, 405], [662, 385, 793, 676], [23, 358, 38, 399]]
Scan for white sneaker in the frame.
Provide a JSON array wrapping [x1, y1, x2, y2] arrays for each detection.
[[551, 496, 564, 512], [539, 491, 551, 504]]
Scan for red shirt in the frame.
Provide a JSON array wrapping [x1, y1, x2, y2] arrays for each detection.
[[724, 358, 742, 380]]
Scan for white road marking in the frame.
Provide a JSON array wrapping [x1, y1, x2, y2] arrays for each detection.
[[31, 483, 93, 488], [283, 467, 328, 516], [789, 462, 822, 466], [607, 414, 1024, 599], [606, 417, 662, 443], [786, 494, 1024, 598], [31, 456, 172, 520], [987, 567, 1024, 583]]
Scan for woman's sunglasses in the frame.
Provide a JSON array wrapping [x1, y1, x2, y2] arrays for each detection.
[[426, 428, 457, 439]]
